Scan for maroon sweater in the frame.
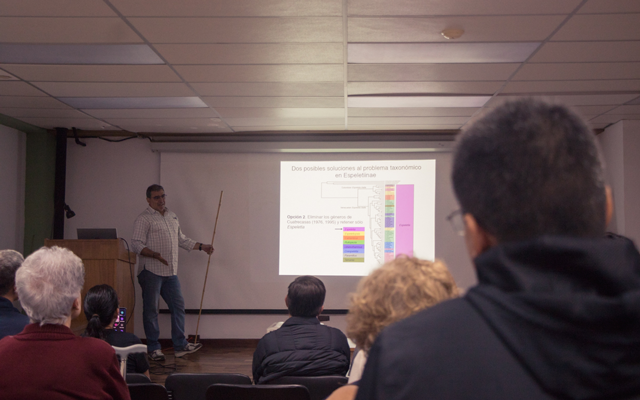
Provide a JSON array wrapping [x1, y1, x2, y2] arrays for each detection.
[[0, 323, 130, 400]]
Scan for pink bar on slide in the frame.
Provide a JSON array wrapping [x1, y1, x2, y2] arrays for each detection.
[[395, 185, 414, 257]]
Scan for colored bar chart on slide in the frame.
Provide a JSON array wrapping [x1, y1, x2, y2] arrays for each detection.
[[279, 159, 435, 276], [343, 227, 365, 262]]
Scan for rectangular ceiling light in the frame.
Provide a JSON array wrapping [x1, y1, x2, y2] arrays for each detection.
[[59, 97, 208, 109], [348, 43, 540, 64], [348, 96, 491, 108], [0, 44, 164, 64]]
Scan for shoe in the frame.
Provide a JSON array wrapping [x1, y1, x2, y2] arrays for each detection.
[[175, 342, 203, 358], [148, 349, 165, 361]]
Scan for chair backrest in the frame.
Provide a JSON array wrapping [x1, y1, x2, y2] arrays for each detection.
[[128, 383, 169, 400], [112, 344, 148, 378], [265, 376, 348, 400], [126, 373, 152, 384], [206, 384, 311, 400], [165, 373, 252, 400]]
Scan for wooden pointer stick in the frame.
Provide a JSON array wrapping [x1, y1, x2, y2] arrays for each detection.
[[194, 190, 223, 344]]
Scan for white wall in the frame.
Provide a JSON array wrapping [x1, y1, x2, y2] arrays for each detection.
[[0, 125, 26, 252], [598, 120, 640, 242]]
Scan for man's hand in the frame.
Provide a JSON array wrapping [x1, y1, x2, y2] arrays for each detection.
[[155, 254, 169, 265], [201, 244, 214, 255], [141, 247, 169, 265]]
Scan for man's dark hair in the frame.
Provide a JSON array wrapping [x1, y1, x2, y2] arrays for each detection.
[[452, 98, 607, 242], [146, 184, 164, 198], [286, 276, 326, 317], [0, 250, 24, 296]]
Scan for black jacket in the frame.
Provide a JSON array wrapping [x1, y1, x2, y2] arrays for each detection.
[[356, 236, 640, 400], [252, 316, 350, 383]]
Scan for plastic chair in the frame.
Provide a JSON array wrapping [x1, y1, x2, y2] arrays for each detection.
[[112, 344, 148, 380], [126, 373, 152, 384], [265, 376, 348, 400], [128, 383, 169, 400], [166, 373, 252, 400], [206, 383, 311, 400]]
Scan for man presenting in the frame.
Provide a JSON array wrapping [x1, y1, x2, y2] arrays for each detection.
[[356, 98, 640, 399], [133, 184, 213, 361]]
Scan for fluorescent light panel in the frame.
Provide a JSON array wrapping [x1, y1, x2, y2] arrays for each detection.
[[60, 97, 208, 109], [0, 44, 163, 64], [348, 96, 491, 108], [348, 43, 540, 64]]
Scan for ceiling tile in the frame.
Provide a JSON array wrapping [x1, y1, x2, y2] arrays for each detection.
[[192, 83, 344, 97], [349, 116, 469, 125], [349, 0, 582, 16], [502, 80, 640, 94], [59, 97, 208, 109], [513, 63, 640, 81], [348, 96, 490, 108], [104, 117, 223, 128], [348, 107, 479, 117], [0, 96, 71, 108], [552, 14, 640, 41], [0, 82, 46, 96], [530, 42, 640, 63], [0, 0, 117, 16], [226, 117, 345, 126], [234, 125, 345, 132], [578, 0, 640, 14], [0, 108, 90, 118], [83, 108, 218, 119], [348, 81, 502, 95], [18, 117, 117, 130], [216, 108, 344, 118], [129, 17, 342, 43], [0, 65, 181, 82], [485, 94, 640, 107], [0, 17, 142, 43], [571, 105, 617, 116], [606, 105, 640, 115], [348, 43, 538, 63], [156, 43, 343, 64], [111, 0, 342, 17], [626, 96, 640, 105], [175, 65, 343, 83], [33, 82, 196, 97], [347, 124, 461, 131], [0, 44, 162, 64], [202, 97, 344, 108], [349, 64, 519, 82], [348, 16, 566, 42]]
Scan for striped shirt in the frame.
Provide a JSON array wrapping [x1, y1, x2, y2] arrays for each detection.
[[132, 207, 196, 276]]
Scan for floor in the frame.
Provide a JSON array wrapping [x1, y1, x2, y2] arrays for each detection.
[[147, 345, 255, 385]]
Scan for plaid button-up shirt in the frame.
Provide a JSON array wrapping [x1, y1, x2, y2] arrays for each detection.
[[132, 206, 196, 276]]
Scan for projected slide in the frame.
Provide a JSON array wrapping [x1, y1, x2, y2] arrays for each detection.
[[280, 160, 435, 276]]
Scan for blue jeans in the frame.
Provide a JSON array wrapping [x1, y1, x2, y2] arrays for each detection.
[[138, 269, 188, 352]]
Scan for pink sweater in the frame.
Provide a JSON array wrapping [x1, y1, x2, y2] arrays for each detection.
[[0, 323, 130, 400]]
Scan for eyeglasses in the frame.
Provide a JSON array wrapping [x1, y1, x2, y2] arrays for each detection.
[[151, 194, 167, 200], [446, 209, 465, 236]]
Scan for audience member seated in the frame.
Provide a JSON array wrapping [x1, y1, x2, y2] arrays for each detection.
[[0, 246, 130, 400], [355, 98, 640, 400], [252, 275, 350, 383], [84, 284, 150, 378], [0, 250, 29, 339], [327, 256, 458, 400]]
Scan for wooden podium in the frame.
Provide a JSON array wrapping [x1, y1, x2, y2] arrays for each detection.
[[44, 239, 136, 335]]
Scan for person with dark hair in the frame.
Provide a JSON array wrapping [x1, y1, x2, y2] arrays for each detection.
[[84, 284, 150, 378], [355, 98, 640, 400], [0, 250, 29, 340], [252, 276, 350, 383], [132, 184, 214, 361]]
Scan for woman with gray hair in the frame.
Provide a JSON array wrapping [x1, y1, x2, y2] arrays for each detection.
[[0, 246, 130, 400]]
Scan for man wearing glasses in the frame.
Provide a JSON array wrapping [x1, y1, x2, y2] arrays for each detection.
[[132, 184, 214, 361], [355, 98, 640, 400]]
